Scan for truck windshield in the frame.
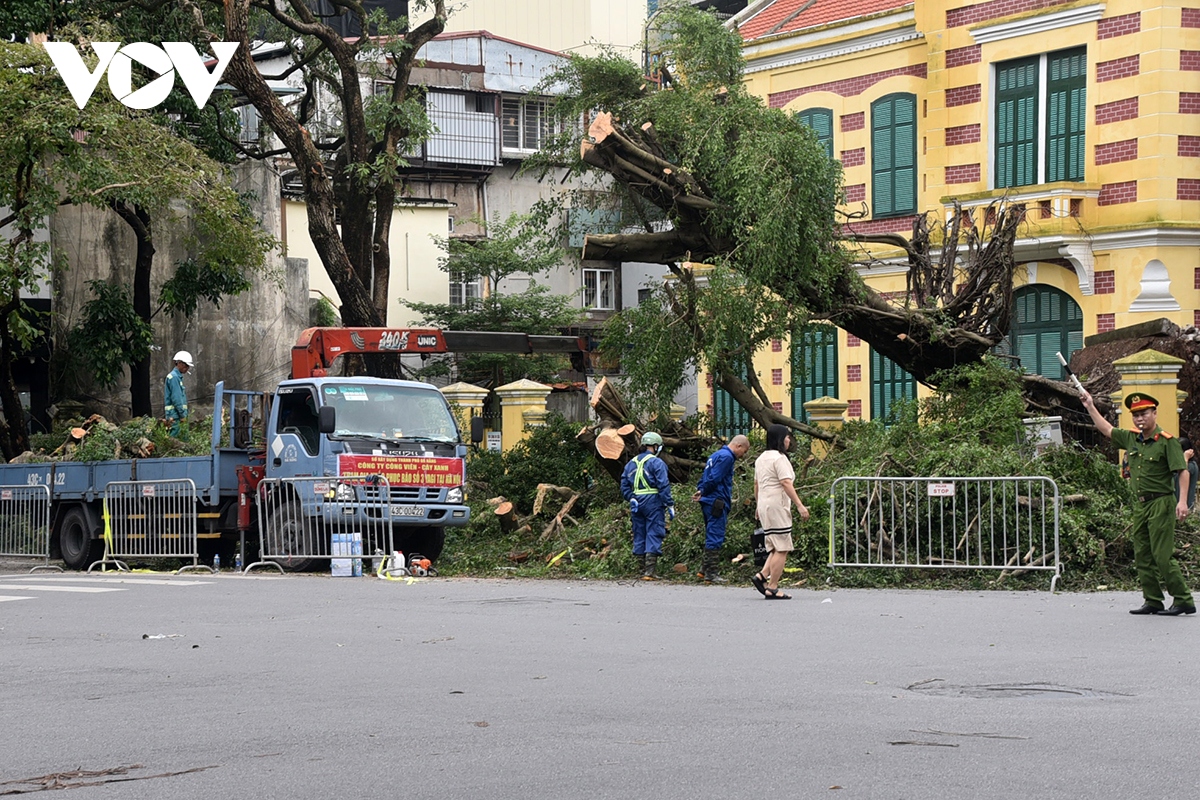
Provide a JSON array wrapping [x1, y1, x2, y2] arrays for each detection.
[[321, 384, 458, 443]]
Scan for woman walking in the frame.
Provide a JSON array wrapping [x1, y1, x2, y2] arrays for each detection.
[[752, 424, 810, 600]]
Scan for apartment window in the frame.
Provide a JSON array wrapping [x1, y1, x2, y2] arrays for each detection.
[[449, 271, 481, 307], [796, 108, 834, 159], [501, 96, 555, 153], [583, 268, 615, 310], [791, 323, 838, 423], [995, 47, 1086, 189], [871, 93, 917, 218], [869, 349, 917, 423], [1010, 285, 1083, 379]]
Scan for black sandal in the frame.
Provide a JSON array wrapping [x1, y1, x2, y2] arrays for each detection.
[[764, 587, 792, 600], [751, 573, 767, 596]]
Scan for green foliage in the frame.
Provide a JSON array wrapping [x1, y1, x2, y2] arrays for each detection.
[[406, 213, 581, 387], [68, 281, 154, 388], [27, 415, 214, 462]]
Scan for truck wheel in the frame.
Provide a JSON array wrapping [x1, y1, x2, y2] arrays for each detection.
[[59, 507, 103, 571], [399, 527, 445, 563], [265, 503, 316, 572]]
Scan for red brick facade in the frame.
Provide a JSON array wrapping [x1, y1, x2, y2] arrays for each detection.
[[945, 84, 982, 107], [840, 112, 864, 132], [945, 164, 981, 184], [840, 148, 865, 167], [769, 64, 928, 106], [1095, 270, 1115, 294], [847, 334, 862, 347], [945, 123, 981, 145], [1096, 54, 1139, 82], [946, 0, 1073, 28], [1183, 51, 1200, 71], [945, 45, 981, 68], [1098, 180, 1138, 205], [847, 364, 862, 382], [1195, 309, 1200, 328], [1179, 179, 1200, 200], [771, 338, 782, 352], [1183, 93, 1200, 114], [1097, 11, 1140, 39], [845, 184, 866, 203], [842, 215, 919, 235], [1194, 267, 1200, 290], [1184, 8, 1200, 27], [1095, 97, 1138, 125], [772, 368, 783, 386], [1094, 139, 1138, 165], [1179, 135, 1200, 157], [1097, 313, 1116, 334], [847, 399, 862, 418]]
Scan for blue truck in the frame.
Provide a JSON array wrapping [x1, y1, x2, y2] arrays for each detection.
[[0, 327, 585, 570]]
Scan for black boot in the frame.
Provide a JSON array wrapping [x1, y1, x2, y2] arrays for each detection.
[[641, 553, 658, 581], [634, 553, 646, 577], [703, 549, 728, 584]]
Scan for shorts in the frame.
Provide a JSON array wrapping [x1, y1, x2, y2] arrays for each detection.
[[764, 531, 794, 553]]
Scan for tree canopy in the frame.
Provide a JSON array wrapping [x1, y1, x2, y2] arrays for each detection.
[[533, 1, 1023, 432]]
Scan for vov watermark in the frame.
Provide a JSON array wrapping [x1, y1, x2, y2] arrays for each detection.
[[42, 41, 239, 110]]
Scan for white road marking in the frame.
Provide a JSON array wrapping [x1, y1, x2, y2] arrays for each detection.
[[0, 584, 124, 593], [0, 595, 34, 602], [7, 576, 211, 586]]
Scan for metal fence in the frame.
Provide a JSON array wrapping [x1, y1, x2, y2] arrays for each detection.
[[0, 485, 58, 573], [91, 480, 206, 574], [248, 476, 395, 574], [829, 476, 1061, 591]]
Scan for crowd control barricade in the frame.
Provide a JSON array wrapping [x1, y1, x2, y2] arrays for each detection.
[[829, 476, 1062, 591], [0, 485, 59, 572], [248, 476, 394, 575], [91, 479, 207, 574]]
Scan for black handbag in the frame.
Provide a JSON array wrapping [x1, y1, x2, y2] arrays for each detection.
[[751, 527, 767, 569]]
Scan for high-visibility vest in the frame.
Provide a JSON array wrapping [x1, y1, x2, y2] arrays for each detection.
[[632, 453, 659, 495]]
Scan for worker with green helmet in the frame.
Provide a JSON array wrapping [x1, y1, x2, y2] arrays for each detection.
[[620, 431, 675, 580]]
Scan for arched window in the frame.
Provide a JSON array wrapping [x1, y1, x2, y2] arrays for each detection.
[[796, 108, 834, 160], [870, 93, 917, 217], [792, 324, 838, 422], [1010, 285, 1084, 379]]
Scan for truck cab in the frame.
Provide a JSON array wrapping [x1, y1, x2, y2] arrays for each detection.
[[266, 377, 473, 560]]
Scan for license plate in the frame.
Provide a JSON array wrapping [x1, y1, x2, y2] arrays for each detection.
[[390, 505, 425, 517]]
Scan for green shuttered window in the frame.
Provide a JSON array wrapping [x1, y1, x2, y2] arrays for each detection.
[[870, 349, 917, 422], [994, 47, 1086, 189], [1010, 285, 1083, 379], [797, 108, 834, 160], [791, 324, 838, 422], [871, 94, 916, 218]]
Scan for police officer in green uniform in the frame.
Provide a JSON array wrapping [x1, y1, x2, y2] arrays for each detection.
[[1081, 389, 1196, 615]]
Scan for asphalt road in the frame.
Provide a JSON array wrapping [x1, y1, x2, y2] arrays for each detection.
[[1, 568, 1196, 799]]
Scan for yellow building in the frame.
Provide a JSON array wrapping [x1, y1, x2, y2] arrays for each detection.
[[711, 0, 1200, 425]]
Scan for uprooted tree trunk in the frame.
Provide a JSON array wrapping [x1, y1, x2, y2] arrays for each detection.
[[580, 111, 1042, 421]]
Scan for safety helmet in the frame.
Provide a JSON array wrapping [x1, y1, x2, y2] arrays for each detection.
[[172, 351, 195, 367], [640, 431, 663, 447]]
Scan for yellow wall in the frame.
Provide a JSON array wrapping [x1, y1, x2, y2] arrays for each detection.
[[283, 199, 451, 327], [736, 0, 1200, 422]]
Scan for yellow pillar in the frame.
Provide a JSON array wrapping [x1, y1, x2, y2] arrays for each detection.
[[440, 382, 489, 440], [494, 379, 552, 453], [803, 396, 848, 460], [669, 403, 686, 422], [1112, 351, 1187, 436]]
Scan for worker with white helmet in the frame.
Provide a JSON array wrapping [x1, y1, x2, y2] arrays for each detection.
[[164, 350, 194, 437], [619, 431, 676, 580]]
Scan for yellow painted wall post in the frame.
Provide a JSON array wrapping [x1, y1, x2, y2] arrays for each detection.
[[440, 382, 489, 440], [1112, 350, 1187, 436], [494, 379, 552, 453], [802, 396, 849, 460]]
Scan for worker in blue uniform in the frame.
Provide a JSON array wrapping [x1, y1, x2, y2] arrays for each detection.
[[620, 431, 675, 580], [692, 434, 750, 584], [164, 351, 193, 437]]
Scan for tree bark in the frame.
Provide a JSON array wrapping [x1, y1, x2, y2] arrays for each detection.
[[110, 201, 154, 418]]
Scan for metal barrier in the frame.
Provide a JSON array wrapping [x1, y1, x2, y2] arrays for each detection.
[[91, 480, 208, 574], [0, 484, 59, 573], [829, 476, 1062, 591], [248, 476, 395, 574]]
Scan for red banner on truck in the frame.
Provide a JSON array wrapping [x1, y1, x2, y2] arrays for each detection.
[[338, 455, 463, 487]]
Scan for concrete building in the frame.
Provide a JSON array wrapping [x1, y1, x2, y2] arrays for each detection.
[[715, 0, 1200, 424]]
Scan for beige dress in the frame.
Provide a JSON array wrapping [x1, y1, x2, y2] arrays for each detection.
[[755, 450, 796, 534]]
